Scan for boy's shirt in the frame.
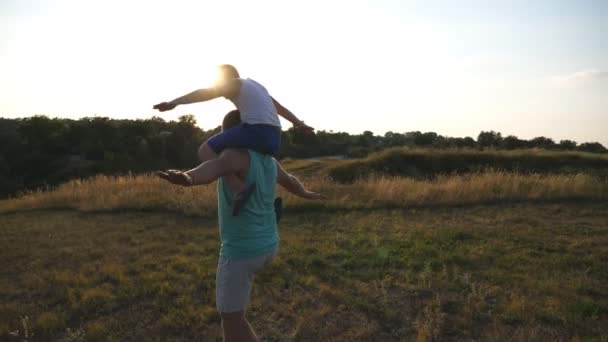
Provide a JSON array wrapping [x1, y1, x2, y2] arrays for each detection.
[[230, 78, 281, 128]]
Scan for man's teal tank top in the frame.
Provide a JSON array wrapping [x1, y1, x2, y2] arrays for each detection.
[[217, 150, 278, 258]]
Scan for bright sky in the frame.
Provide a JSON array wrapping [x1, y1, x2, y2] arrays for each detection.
[[1, 0, 607, 145]]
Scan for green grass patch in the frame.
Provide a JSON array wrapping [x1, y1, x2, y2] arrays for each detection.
[[1, 202, 607, 340]]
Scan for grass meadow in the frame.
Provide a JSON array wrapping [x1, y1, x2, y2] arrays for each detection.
[[1, 151, 607, 341]]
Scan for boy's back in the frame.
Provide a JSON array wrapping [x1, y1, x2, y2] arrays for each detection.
[[230, 78, 281, 128]]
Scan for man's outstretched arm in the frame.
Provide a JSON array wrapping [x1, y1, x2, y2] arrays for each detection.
[[157, 149, 248, 186], [187, 149, 248, 185], [153, 79, 241, 112], [275, 159, 325, 199], [156, 151, 324, 199]]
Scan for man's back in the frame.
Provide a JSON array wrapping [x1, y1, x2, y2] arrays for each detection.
[[217, 150, 278, 258]]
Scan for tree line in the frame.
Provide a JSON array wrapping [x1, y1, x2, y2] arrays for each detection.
[[0, 115, 605, 197]]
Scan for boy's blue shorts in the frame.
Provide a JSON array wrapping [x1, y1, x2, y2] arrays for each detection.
[[207, 123, 281, 155]]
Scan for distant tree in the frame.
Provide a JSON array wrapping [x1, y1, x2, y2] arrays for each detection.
[[419, 132, 438, 146], [384, 131, 407, 147], [578, 142, 607, 153], [358, 131, 376, 148], [432, 135, 449, 148], [477, 130, 503, 148], [462, 137, 477, 148], [18, 115, 69, 154], [406, 131, 437, 147], [502, 135, 527, 150], [315, 130, 350, 155], [178, 114, 197, 126], [558, 139, 577, 150], [444, 137, 477, 148], [0, 118, 26, 195], [404, 131, 421, 146], [530, 136, 556, 150]]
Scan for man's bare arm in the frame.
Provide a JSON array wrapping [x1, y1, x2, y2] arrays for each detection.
[[186, 149, 249, 185], [153, 79, 241, 111], [157, 153, 325, 201], [272, 97, 314, 133], [156, 149, 249, 187], [275, 159, 324, 199]]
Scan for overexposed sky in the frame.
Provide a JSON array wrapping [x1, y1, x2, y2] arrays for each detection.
[[1, 0, 607, 145]]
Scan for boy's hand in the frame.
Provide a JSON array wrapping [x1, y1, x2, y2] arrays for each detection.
[[294, 122, 315, 134], [153, 102, 177, 112], [156, 170, 193, 187]]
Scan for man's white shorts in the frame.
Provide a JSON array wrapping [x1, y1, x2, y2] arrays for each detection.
[[215, 245, 279, 313]]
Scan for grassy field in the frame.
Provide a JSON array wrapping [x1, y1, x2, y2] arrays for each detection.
[[1, 152, 608, 341], [1, 203, 607, 341]]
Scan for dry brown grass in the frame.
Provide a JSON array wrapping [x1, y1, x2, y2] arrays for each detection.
[[1, 171, 606, 215], [0, 174, 217, 216], [356, 172, 606, 206]]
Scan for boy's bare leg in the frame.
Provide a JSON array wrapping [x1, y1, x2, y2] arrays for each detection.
[[199, 142, 246, 194]]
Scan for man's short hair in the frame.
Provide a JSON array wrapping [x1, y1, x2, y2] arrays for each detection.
[[218, 64, 240, 79], [222, 110, 241, 131]]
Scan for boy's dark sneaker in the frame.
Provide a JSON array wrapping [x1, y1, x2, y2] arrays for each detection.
[[232, 183, 257, 216], [274, 197, 283, 224]]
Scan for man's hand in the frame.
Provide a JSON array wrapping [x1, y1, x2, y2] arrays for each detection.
[[294, 121, 315, 134], [153, 102, 177, 112], [156, 170, 193, 187]]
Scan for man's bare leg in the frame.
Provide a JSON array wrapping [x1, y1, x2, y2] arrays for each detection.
[[220, 311, 258, 342]]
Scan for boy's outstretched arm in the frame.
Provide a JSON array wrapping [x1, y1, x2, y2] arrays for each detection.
[[272, 97, 314, 133], [275, 159, 325, 199], [153, 79, 241, 112]]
